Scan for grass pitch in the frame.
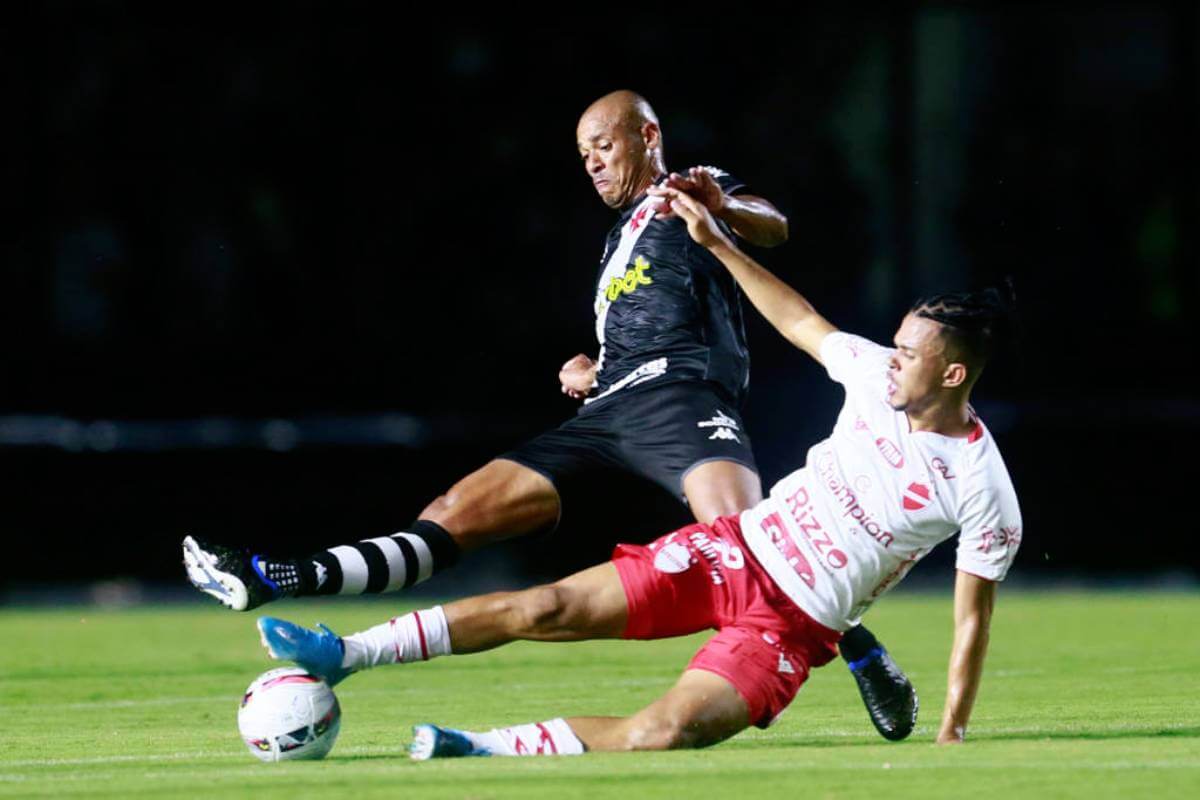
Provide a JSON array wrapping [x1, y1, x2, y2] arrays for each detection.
[[2, 591, 1197, 799]]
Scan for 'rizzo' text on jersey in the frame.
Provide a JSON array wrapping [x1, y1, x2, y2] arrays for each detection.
[[586, 167, 751, 407], [740, 332, 1023, 631]]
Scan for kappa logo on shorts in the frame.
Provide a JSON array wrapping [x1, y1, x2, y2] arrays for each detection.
[[698, 410, 741, 443], [776, 653, 795, 675], [697, 410, 740, 431]]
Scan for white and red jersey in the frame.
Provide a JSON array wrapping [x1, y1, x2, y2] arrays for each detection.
[[740, 331, 1022, 631]]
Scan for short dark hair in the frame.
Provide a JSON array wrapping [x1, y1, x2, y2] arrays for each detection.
[[910, 279, 1016, 369]]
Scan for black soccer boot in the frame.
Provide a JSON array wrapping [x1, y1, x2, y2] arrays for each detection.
[[183, 534, 291, 611], [840, 625, 918, 741]]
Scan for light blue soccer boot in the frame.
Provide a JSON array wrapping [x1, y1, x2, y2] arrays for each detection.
[[257, 616, 352, 687]]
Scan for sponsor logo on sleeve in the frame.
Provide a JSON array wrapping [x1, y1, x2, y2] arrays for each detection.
[[875, 437, 904, 468], [977, 525, 1022, 554]]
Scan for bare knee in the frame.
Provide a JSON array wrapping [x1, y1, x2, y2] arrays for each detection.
[[418, 461, 559, 549]]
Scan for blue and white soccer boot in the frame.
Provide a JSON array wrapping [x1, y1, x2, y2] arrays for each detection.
[[257, 616, 352, 687], [409, 724, 490, 760], [182, 534, 282, 612]]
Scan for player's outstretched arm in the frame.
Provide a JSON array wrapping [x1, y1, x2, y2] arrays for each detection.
[[655, 167, 788, 248], [938, 570, 997, 744], [653, 186, 836, 363]]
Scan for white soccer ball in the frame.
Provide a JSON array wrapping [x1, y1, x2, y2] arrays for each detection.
[[237, 667, 341, 762]]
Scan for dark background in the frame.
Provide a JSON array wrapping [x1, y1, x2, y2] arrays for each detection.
[[3, 4, 1197, 601]]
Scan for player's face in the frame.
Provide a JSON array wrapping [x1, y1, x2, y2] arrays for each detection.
[[886, 313, 951, 413], [577, 111, 654, 209]]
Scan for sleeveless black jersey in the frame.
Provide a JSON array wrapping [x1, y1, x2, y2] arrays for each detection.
[[585, 167, 751, 410]]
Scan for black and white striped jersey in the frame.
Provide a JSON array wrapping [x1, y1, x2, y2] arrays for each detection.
[[585, 167, 751, 409]]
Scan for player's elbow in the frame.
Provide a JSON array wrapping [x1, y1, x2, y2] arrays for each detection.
[[753, 214, 788, 248], [770, 214, 789, 246]]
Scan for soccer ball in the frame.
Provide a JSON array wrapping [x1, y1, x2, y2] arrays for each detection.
[[237, 667, 341, 762]]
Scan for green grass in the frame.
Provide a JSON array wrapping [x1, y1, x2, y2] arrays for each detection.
[[2, 592, 1197, 798]]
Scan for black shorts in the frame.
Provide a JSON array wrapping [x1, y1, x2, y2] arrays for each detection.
[[501, 381, 758, 504]]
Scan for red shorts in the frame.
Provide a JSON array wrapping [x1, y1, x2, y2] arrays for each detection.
[[612, 515, 841, 728]]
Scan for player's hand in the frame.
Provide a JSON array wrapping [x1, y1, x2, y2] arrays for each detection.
[[936, 726, 966, 745], [559, 354, 597, 400], [650, 187, 733, 251], [649, 167, 725, 218]]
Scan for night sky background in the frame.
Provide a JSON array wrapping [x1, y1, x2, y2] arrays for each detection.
[[3, 4, 1197, 600]]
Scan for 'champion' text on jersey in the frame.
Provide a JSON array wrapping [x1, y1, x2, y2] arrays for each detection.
[[586, 168, 751, 407], [740, 332, 1023, 631]]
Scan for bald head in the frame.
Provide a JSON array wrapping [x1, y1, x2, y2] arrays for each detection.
[[577, 90, 666, 209], [581, 90, 660, 134]]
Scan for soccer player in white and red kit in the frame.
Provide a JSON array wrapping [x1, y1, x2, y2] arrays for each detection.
[[256, 187, 1021, 756]]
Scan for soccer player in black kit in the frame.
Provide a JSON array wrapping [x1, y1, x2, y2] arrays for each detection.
[[183, 90, 917, 740]]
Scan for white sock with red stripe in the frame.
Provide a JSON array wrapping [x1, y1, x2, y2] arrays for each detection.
[[462, 718, 584, 756], [340, 606, 451, 669]]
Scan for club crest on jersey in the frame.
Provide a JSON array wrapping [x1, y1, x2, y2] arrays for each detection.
[[605, 255, 653, 301], [902, 482, 932, 511], [629, 206, 650, 231]]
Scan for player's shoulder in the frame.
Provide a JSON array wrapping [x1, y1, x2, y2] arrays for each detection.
[[695, 165, 746, 194], [957, 423, 1020, 503]]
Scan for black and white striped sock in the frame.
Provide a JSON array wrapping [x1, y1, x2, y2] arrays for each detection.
[[297, 520, 460, 596]]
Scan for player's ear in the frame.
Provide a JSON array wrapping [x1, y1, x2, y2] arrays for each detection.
[[942, 362, 968, 389], [641, 121, 661, 152]]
